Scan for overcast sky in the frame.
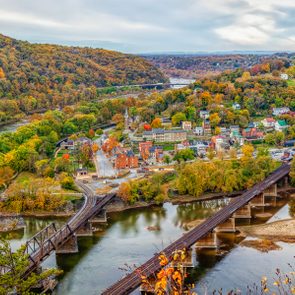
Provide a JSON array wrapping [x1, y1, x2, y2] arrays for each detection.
[[0, 0, 295, 53]]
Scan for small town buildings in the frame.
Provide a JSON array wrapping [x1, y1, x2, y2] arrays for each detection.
[[60, 139, 74, 150], [275, 120, 289, 132], [148, 146, 164, 163], [211, 135, 226, 151], [220, 127, 229, 136], [202, 119, 211, 136], [182, 121, 192, 131], [194, 126, 204, 136], [199, 110, 210, 120], [232, 103, 241, 110], [272, 107, 290, 116], [143, 129, 187, 142], [261, 118, 276, 129], [230, 125, 240, 133], [242, 127, 264, 140], [230, 130, 244, 146], [115, 150, 139, 169], [174, 140, 190, 151], [138, 141, 153, 157]]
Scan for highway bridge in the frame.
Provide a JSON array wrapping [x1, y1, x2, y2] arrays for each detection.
[[1, 181, 116, 277], [102, 163, 291, 295]]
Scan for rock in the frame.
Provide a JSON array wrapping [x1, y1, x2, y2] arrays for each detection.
[[146, 225, 160, 231]]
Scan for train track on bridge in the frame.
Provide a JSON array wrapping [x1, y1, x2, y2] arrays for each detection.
[[102, 163, 291, 295], [1, 181, 116, 277]]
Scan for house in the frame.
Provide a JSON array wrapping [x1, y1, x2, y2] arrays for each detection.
[[230, 125, 240, 133], [199, 110, 210, 119], [242, 127, 264, 140], [220, 127, 229, 136], [280, 73, 289, 80], [115, 150, 139, 169], [182, 121, 192, 131], [261, 118, 276, 129], [211, 135, 227, 151], [194, 126, 204, 136], [202, 119, 211, 136], [139, 141, 153, 159], [148, 146, 164, 163], [232, 103, 241, 110], [60, 139, 74, 150], [275, 120, 289, 131], [230, 130, 244, 146], [143, 129, 187, 142], [175, 140, 190, 151], [272, 107, 290, 116]]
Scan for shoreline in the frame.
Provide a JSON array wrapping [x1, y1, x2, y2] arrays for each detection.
[[1, 186, 294, 233]]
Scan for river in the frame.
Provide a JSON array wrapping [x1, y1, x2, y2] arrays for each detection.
[[1, 197, 294, 294]]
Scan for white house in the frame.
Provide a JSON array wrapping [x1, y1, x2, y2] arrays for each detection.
[[194, 126, 204, 136], [280, 73, 289, 80], [272, 107, 290, 116], [232, 103, 241, 110], [182, 121, 192, 131], [199, 110, 210, 119], [261, 118, 276, 129]]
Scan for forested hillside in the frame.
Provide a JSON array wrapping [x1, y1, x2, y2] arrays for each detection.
[[145, 53, 293, 79], [0, 34, 167, 122]]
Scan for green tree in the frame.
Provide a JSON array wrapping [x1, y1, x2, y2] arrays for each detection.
[[173, 149, 195, 163], [171, 112, 186, 126], [0, 238, 61, 294]]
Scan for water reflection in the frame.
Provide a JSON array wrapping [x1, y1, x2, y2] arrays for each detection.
[[0, 197, 293, 294]]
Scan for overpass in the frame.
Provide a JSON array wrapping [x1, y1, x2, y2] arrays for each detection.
[[1, 181, 116, 277], [102, 163, 291, 295]]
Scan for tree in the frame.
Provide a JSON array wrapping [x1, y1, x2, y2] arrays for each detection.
[[0, 67, 5, 79], [173, 149, 195, 163], [163, 155, 171, 164], [118, 182, 132, 202], [143, 123, 152, 131], [151, 118, 162, 129], [241, 144, 254, 159], [171, 112, 186, 126], [0, 238, 61, 294], [209, 113, 221, 128], [0, 166, 14, 188]]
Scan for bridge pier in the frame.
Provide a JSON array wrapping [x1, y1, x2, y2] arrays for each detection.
[[76, 222, 93, 237], [215, 217, 236, 233], [263, 183, 277, 197], [89, 209, 108, 224], [250, 193, 266, 207], [233, 204, 252, 219], [195, 232, 218, 249], [56, 235, 78, 254]]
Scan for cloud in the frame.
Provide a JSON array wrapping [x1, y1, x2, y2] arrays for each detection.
[[0, 0, 294, 52]]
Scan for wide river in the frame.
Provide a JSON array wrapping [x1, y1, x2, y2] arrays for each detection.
[[1, 197, 294, 294]]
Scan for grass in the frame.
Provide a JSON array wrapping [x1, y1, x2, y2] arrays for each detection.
[[14, 172, 36, 184], [287, 79, 295, 87]]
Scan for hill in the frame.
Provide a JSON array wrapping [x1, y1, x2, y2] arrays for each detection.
[[144, 53, 293, 79], [0, 34, 167, 121]]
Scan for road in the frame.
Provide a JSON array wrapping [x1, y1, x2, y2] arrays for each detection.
[[95, 142, 117, 178]]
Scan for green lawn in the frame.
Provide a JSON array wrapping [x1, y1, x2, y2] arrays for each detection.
[[287, 79, 295, 87]]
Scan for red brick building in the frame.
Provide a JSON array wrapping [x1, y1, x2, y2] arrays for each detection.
[[115, 151, 139, 169]]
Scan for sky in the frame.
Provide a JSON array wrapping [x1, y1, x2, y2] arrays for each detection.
[[0, 0, 295, 53]]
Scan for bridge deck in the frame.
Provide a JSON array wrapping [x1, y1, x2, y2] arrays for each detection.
[[102, 163, 290, 295]]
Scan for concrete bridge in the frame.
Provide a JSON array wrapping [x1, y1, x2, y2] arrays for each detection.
[[102, 163, 291, 295]]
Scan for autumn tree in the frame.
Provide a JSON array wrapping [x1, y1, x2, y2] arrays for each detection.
[[171, 112, 186, 126], [209, 113, 221, 128], [151, 118, 162, 129], [0, 166, 14, 188]]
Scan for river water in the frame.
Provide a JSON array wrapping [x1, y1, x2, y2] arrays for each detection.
[[1, 197, 294, 294]]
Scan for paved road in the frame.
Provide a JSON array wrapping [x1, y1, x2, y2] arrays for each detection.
[[95, 141, 117, 178]]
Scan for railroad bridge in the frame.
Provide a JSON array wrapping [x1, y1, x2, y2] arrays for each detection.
[[0, 181, 116, 277], [102, 163, 291, 295]]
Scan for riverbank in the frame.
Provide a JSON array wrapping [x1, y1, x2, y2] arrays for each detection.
[[238, 219, 295, 242]]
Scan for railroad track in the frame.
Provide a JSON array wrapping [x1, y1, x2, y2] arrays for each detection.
[[102, 163, 290, 295]]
